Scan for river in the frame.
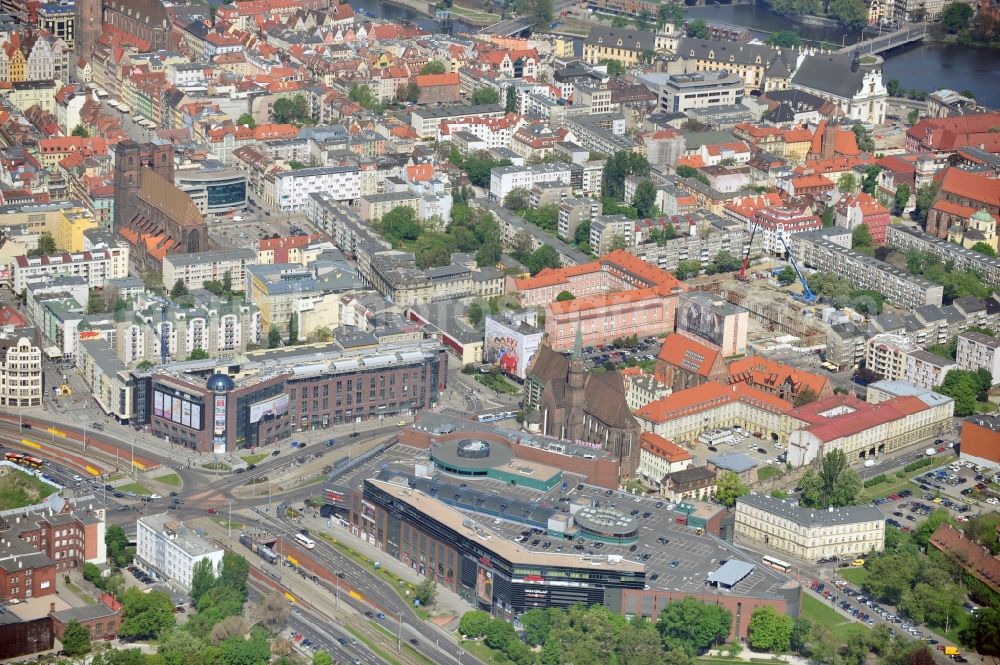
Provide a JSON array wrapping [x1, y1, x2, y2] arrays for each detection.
[[350, 0, 999, 106]]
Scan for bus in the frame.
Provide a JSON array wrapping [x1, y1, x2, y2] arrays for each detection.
[[294, 533, 315, 549], [4, 452, 43, 469], [477, 411, 517, 423], [762, 555, 792, 573]]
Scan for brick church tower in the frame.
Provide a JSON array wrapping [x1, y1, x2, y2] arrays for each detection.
[[74, 0, 102, 62], [113, 140, 173, 233]]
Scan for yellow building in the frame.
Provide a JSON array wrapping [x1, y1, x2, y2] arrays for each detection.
[[6, 47, 25, 82], [55, 208, 99, 252], [947, 209, 998, 252], [583, 26, 667, 67]]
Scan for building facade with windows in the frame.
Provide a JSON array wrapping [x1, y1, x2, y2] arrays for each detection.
[[0, 337, 42, 408], [136, 513, 224, 591], [735, 493, 884, 561]]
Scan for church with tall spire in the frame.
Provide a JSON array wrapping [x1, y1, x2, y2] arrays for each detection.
[[524, 328, 642, 477]]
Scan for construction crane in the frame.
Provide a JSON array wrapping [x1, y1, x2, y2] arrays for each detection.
[[778, 234, 816, 302], [737, 223, 758, 282]]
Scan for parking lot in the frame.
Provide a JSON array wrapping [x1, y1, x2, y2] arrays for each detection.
[[581, 337, 662, 370]]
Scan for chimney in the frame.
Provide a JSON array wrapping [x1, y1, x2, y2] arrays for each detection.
[[49, 602, 55, 613]]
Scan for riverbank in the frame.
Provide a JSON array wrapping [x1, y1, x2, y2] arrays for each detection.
[[451, 2, 500, 26]]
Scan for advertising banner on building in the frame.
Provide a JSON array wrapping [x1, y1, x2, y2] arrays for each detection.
[[249, 394, 290, 423], [213, 395, 227, 436], [484, 317, 542, 380], [677, 296, 724, 348]]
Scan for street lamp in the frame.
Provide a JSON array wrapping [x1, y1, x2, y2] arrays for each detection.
[[228, 499, 234, 540], [397, 611, 403, 654]]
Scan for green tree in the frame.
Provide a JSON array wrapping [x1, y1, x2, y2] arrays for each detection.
[[505, 85, 517, 112], [853, 123, 876, 152], [106, 524, 131, 567], [313, 651, 335, 665], [777, 266, 797, 286], [935, 368, 986, 417], [87, 289, 106, 314], [658, 597, 732, 655], [555, 290, 576, 301], [712, 250, 741, 273], [83, 561, 102, 585], [959, 606, 1000, 656], [471, 87, 500, 105], [414, 234, 452, 269], [61, 619, 93, 657], [971, 241, 997, 257], [829, 0, 868, 26], [602, 151, 651, 200], [455, 150, 511, 187], [414, 578, 437, 607], [485, 617, 517, 650], [800, 450, 864, 508], [747, 606, 794, 653], [170, 279, 189, 299], [272, 94, 311, 124], [524, 244, 561, 275], [219, 626, 271, 665], [191, 557, 216, 604], [237, 113, 256, 128], [789, 617, 812, 655], [397, 81, 420, 104], [218, 552, 249, 598], [837, 172, 857, 193], [188, 348, 210, 361], [575, 220, 592, 250], [862, 165, 881, 194], [520, 608, 552, 646], [893, 183, 910, 214], [765, 30, 801, 47], [380, 206, 422, 242], [907, 108, 920, 125], [256, 590, 290, 633], [503, 187, 531, 212], [420, 61, 447, 75], [715, 471, 748, 507], [633, 179, 658, 218], [601, 59, 625, 77], [852, 224, 874, 249], [940, 1, 973, 32], [822, 207, 834, 227], [267, 324, 281, 349], [886, 78, 901, 96], [119, 588, 176, 640], [71, 124, 90, 137], [348, 83, 381, 112], [687, 19, 710, 38], [793, 386, 819, 407], [459, 610, 492, 638], [288, 312, 299, 345], [674, 259, 702, 280], [517, 0, 553, 23], [27, 232, 57, 256]]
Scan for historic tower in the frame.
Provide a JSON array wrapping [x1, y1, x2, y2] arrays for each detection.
[[113, 140, 174, 233], [74, 0, 102, 62], [566, 327, 587, 441]]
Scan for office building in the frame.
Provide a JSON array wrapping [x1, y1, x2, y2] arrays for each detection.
[[173, 162, 248, 217], [735, 494, 884, 561], [657, 70, 744, 113], [136, 514, 224, 591]]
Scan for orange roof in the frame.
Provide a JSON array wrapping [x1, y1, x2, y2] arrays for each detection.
[[414, 72, 459, 88], [656, 334, 720, 378], [640, 432, 692, 463], [937, 168, 1000, 208], [549, 286, 669, 315], [259, 234, 322, 251], [790, 174, 834, 189], [406, 163, 433, 182], [677, 155, 705, 169], [787, 394, 927, 443], [636, 381, 792, 423], [727, 355, 831, 401]]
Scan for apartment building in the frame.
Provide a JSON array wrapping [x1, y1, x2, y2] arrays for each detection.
[[735, 493, 884, 561], [886, 225, 1000, 289], [12, 247, 128, 292], [905, 349, 956, 391], [793, 229, 944, 308], [409, 104, 506, 140], [557, 198, 598, 241], [754, 206, 822, 256], [273, 165, 361, 211], [162, 249, 257, 293], [489, 163, 573, 202], [359, 192, 421, 222], [866, 333, 918, 381], [136, 513, 224, 591], [657, 70, 744, 113], [956, 331, 1000, 382], [0, 336, 42, 408], [827, 321, 866, 370], [590, 214, 633, 254], [637, 432, 693, 488]]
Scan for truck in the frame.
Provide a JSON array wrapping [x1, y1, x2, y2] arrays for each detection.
[[239, 534, 279, 564]]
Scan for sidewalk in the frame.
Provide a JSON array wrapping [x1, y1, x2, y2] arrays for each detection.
[[706, 649, 811, 665]]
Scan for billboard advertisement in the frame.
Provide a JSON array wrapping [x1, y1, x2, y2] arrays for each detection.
[[213, 395, 227, 436], [484, 317, 542, 380], [476, 567, 493, 605], [153, 390, 203, 429], [677, 296, 724, 348], [249, 394, 289, 424]]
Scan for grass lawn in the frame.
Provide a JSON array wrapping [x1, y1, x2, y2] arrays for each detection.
[[449, 4, 500, 24], [869, 479, 922, 500], [153, 472, 181, 487], [801, 594, 870, 643], [460, 639, 502, 663], [475, 372, 520, 395], [839, 567, 869, 587], [240, 453, 269, 465], [0, 467, 57, 510], [758, 465, 783, 482], [117, 482, 150, 496], [202, 461, 231, 471], [64, 581, 97, 605]]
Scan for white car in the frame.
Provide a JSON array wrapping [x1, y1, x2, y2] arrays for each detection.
[[987, 497, 999, 505]]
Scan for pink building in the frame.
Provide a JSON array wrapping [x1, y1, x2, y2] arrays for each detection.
[[753, 206, 822, 256], [835, 192, 891, 245]]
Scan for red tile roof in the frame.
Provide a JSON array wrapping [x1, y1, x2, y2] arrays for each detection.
[[728, 355, 832, 400], [656, 334, 720, 378], [937, 168, 1000, 208], [640, 432, 692, 463], [636, 381, 792, 423], [929, 523, 1000, 595], [786, 394, 927, 443]]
